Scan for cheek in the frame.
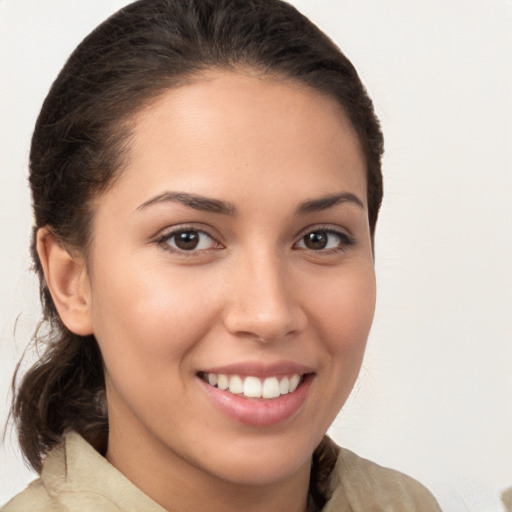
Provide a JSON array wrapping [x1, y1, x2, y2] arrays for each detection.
[[88, 260, 223, 376], [299, 263, 376, 434], [88, 267, 225, 427], [312, 263, 376, 360]]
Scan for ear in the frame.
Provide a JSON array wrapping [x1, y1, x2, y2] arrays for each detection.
[[36, 228, 93, 336]]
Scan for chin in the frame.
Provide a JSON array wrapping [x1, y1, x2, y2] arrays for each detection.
[[200, 432, 318, 487]]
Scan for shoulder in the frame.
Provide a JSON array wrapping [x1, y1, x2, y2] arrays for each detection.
[[318, 438, 441, 511], [2, 478, 58, 512], [2, 432, 165, 512]]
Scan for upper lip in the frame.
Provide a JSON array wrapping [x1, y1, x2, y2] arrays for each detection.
[[199, 361, 315, 378]]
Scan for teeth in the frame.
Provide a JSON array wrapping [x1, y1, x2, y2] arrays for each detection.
[[243, 376, 262, 398], [203, 373, 303, 399], [279, 376, 290, 395], [289, 374, 300, 393], [262, 377, 280, 399], [228, 375, 243, 394], [217, 374, 229, 391]]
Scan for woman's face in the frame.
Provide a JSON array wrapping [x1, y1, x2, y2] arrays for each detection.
[[84, 70, 375, 489]]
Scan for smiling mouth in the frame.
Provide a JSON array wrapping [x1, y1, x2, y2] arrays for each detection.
[[198, 372, 305, 399]]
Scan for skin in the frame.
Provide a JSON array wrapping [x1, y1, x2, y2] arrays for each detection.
[[41, 70, 376, 512]]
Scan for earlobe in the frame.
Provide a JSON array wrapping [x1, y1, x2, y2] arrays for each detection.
[[36, 228, 93, 336]]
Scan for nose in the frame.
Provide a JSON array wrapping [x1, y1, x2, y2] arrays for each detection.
[[222, 250, 307, 343]]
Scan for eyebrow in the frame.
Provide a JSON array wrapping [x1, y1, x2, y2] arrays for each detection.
[[295, 192, 364, 215], [136, 191, 237, 215], [135, 190, 364, 216]]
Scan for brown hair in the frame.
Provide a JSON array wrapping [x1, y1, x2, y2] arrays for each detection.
[[11, 0, 384, 472]]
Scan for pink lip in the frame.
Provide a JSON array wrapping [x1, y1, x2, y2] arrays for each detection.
[[198, 372, 314, 428], [200, 361, 315, 378]]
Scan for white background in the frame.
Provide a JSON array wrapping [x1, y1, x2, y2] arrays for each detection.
[[1, 1, 511, 510]]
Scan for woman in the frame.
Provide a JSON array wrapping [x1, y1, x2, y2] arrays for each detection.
[[3, 0, 441, 510]]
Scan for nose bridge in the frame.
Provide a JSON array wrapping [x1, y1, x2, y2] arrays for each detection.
[[223, 245, 305, 341]]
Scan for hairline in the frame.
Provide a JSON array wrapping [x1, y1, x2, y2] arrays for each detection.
[[80, 65, 371, 259]]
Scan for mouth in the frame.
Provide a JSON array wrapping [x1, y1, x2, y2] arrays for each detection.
[[198, 372, 304, 400], [197, 368, 313, 427]]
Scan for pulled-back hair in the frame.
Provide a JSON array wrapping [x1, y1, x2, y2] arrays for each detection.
[[11, 0, 383, 472]]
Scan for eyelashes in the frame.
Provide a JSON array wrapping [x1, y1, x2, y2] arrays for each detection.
[[294, 228, 354, 252], [159, 229, 219, 252], [155, 227, 220, 255], [155, 225, 355, 257]]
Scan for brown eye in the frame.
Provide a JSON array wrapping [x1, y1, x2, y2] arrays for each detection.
[[162, 229, 217, 252], [295, 229, 352, 252], [174, 231, 200, 250], [303, 231, 329, 250]]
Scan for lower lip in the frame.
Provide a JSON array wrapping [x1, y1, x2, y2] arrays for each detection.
[[199, 375, 312, 427]]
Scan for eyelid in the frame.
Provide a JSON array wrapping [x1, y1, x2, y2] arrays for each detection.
[[154, 224, 224, 254], [293, 224, 355, 251]]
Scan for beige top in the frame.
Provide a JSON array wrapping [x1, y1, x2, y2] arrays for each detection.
[[2, 432, 441, 512]]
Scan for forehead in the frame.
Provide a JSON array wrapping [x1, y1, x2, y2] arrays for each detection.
[[110, 69, 367, 210]]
